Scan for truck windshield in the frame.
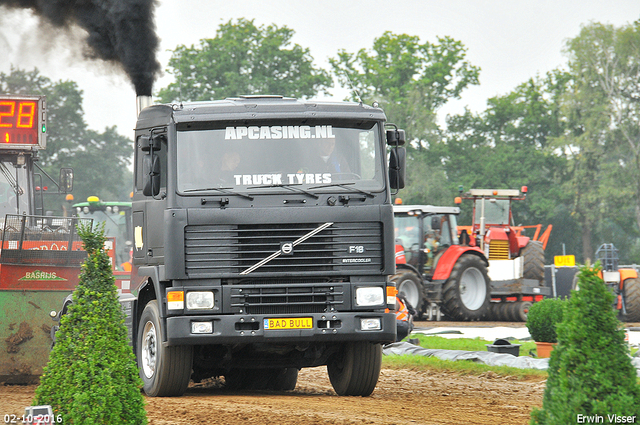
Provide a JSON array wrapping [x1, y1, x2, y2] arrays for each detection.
[[176, 123, 384, 194], [0, 160, 29, 218]]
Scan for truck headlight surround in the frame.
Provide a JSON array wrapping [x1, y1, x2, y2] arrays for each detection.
[[186, 291, 214, 310], [355, 287, 384, 306]]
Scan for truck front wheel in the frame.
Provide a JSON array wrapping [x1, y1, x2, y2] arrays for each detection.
[[137, 300, 193, 397], [327, 342, 381, 396], [441, 255, 490, 321]]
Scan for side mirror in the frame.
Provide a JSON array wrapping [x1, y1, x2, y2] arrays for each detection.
[[431, 216, 441, 230], [389, 146, 406, 190], [59, 168, 73, 193], [138, 135, 151, 152], [138, 133, 164, 152], [386, 129, 406, 146], [142, 154, 161, 197]]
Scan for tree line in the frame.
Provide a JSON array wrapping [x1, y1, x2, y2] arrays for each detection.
[[2, 17, 639, 264]]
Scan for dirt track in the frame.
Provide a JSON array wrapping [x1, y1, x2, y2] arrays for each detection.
[[2, 320, 548, 425], [8, 320, 639, 424], [1, 366, 546, 425]]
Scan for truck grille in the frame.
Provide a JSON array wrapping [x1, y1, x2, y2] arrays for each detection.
[[230, 283, 344, 314], [184, 222, 382, 277]]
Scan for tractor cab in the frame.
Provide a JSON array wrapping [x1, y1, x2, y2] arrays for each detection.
[[394, 205, 460, 276], [73, 196, 133, 270], [456, 187, 551, 261]]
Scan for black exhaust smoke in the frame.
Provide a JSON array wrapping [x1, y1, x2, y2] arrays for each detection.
[[0, 0, 160, 96]]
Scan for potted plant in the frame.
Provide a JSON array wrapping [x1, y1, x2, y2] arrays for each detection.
[[525, 298, 565, 358]]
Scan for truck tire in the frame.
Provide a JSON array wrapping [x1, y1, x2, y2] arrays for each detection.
[[622, 277, 640, 322], [522, 241, 545, 284], [441, 255, 490, 321], [271, 368, 299, 391], [485, 302, 499, 321], [511, 301, 532, 322], [137, 300, 193, 397], [327, 342, 381, 396], [391, 271, 424, 317], [495, 302, 509, 322]]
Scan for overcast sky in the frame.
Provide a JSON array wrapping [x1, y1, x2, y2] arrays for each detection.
[[1, 1, 639, 137]]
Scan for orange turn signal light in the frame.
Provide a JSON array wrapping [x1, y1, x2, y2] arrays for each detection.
[[167, 291, 184, 302]]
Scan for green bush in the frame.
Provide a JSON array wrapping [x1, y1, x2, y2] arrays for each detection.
[[34, 223, 147, 424], [525, 297, 565, 343], [530, 264, 640, 424]]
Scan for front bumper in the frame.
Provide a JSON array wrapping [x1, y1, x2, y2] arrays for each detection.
[[165, 311, 396, 346]]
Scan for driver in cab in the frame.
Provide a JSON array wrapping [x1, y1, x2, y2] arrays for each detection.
[[310, 137, 351, 174]]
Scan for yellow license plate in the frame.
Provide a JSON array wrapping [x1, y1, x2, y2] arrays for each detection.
[[264, 317, 313, 330]]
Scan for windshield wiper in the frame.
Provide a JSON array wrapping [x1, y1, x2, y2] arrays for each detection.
[[183, 186, 254, 200], [309, 182, 374, 198], [247, 183, 320, 199]]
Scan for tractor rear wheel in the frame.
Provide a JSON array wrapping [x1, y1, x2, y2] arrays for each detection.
[[441, 255, 490, 321], [522, 241, 545, 284], [391, 270, 424, 317], [622, 277, 640, 322]]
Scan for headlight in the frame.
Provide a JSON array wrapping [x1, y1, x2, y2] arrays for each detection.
[[186, 291, 214, 309], [355, 287, 384, 306]]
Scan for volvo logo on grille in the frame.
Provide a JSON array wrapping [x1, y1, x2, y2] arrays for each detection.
[[281, 242, 294, 255]]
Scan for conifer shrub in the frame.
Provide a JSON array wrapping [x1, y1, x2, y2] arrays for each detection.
[[34, 223, 147, 424], [525, 297, 565, 343], [530, 264, 640, 424]]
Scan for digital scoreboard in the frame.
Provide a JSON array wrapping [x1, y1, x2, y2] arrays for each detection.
[[0, 95, 46, 149]]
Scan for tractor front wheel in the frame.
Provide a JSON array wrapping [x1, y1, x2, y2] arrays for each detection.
[[391, 270, 424, 317], [441, 255, 490, 321]]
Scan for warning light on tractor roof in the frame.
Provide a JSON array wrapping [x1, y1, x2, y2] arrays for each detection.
[[0, 96, 45, 148]]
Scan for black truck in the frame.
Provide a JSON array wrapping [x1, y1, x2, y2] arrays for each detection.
[[127, 95, 406, 397]]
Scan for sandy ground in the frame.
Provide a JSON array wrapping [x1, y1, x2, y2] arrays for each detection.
[[3, 320, 636, 425], [1, 367, 546, 425]]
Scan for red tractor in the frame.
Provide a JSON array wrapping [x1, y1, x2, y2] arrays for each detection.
[[456, 187, 551, 320], [393, 205, 491, 321]]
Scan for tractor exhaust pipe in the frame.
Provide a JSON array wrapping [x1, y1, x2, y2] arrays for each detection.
[[136, 95, 153, 117]]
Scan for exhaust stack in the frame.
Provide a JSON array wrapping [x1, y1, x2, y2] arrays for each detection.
[[136, 95, 153, 117]]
